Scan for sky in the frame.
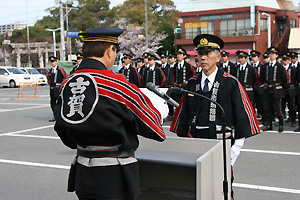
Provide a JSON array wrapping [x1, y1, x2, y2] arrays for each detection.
[[0, 0, 299, 26]]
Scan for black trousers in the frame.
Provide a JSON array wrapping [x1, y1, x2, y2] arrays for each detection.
[[264, 91, 284, 121], [282, 94, 296, 121], [50, 88, 59, 113]]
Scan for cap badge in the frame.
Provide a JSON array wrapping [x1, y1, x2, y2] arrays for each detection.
[[200, 38, 208, 46]]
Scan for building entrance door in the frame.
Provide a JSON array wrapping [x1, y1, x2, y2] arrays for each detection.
[[278, 19, 286, 37]]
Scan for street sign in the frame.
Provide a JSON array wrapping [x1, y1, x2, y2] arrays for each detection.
[[2, 40, 11, 45], [66, 31, 82, 37], [175, 28, 181, 34]]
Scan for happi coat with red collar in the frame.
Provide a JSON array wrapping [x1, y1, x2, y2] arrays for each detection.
[[54, 58, 165, 199], [170, 68, 260, 140]]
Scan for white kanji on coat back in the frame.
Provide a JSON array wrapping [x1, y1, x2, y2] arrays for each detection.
[[61, 73, 98, 124], [67, 77, 90, 117]]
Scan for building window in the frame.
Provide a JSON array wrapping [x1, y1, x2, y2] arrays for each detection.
[[220, 18, 252, 37], [290, 19, 296, 28], [185, 21, 215, 39], [260, 18, 268, 31]]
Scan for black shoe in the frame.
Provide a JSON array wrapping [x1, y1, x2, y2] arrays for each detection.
[[49, 117, 56, 122], [294, 126, 300, 132], [278, 126, 283, 133], [262, 125, 273, 131]]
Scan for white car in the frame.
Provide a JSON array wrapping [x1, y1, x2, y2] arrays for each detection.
[[0, 66, 32, 88], [18, 67, 48, 86]]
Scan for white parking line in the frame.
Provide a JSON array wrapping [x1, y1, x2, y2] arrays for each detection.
[[0, 159, 69, 169], [0, 125, 54, 136], [0, 103, 48, 105], [241, 149, 300, 156], [6, 134, 59, 139], [0, 105, 49, 113], [0, 157, 299, 195], [233, 183, 300, 194]]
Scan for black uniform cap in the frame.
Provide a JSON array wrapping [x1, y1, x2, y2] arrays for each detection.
[[236, 50, 248, 58], [263, 52, 269, 58], [143, 52, 149, 58], [250, 50, 261, 57], [72, 60, 77, 65], [147, 53, 157, 60], [277, 54, 283, 59], [282, 54, 291, 60], [168, 53, 176, 58], [185, 54, 191, 59], [193, 34, 224, 52], [221, 51, 229, 57], [268, 46, 279, 54], [290, 52, 299, 58], [49, 56, 58, 62], [123, 53, 133, 59], [177, 48, 187, 55], [160, 53, 167, 58], [78, 28, 124, 45], [76, 53, 84, 59], [137, 58, 144, 62]]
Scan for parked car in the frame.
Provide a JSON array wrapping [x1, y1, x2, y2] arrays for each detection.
[[18, 67, 48, 85], [0, 66, 32, 88], [36, 68, 50, 76]]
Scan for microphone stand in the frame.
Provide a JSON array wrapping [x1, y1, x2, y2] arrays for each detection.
[[174, 87, 229, 200]]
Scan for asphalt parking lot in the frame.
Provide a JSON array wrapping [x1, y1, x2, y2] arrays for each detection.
[[0, 86, 299, 200]]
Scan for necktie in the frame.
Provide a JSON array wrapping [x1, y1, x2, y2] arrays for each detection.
[[203, 78, 209, 92], [178, 64, 181, 70], [52, 68, 55, 73], [253, 63, 256, 68], [269, 62, 273, 67]]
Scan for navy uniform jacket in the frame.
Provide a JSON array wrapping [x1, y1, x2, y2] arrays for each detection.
[[142, 66, 166, 87], [219, 61, 236, 76], [173, 61, 194, 86], [234, 64, 257, 100], [47, 66, 67, 96], [170, 68, 260, 140], [260, 61, 288, 98], [118, 64, 141, 87], [284, 64, 298, 97], [54, 58, 165, 199], [161, 63, 174, 86]]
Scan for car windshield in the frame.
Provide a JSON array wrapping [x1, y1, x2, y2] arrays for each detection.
[[26, 68, 40, 74], [7, 68, 25, 74]]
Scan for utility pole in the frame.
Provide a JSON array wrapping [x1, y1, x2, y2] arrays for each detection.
[[26, 0, 31, 66], [145, 0, 148, 47], [59, 0, 66, 61]]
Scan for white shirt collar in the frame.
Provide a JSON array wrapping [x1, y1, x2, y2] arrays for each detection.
[[125, 64, 130, 69], [269, 60, 276, 67], [240, 63, 247, 70], [284, 64, 289, 70], [201, 67, 218, 91], [254, 61, 260, 66], [150, 65, 155, 71], [223, 60, 229, 67]]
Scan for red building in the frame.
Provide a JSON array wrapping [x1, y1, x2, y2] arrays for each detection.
[[175, 0, 300, 60]]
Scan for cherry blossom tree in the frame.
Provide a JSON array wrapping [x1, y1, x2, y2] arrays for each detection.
[[115, 18, 168, 59]]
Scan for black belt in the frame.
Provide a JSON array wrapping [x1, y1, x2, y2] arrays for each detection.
[[77, 148, 135, 158]]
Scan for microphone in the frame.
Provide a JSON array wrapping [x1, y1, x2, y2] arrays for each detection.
[[146, 82, 179, 108]]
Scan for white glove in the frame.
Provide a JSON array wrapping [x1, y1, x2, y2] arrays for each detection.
[[231, 137, 245, 166]]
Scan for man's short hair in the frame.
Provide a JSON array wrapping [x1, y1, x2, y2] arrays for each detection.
[[82, 42, 117, 58]]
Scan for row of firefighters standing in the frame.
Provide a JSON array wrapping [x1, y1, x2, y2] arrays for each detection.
[[118, 47, 300, 133]]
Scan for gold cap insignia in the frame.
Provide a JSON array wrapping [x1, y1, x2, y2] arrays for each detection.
[[200, 38, 208, 46]]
